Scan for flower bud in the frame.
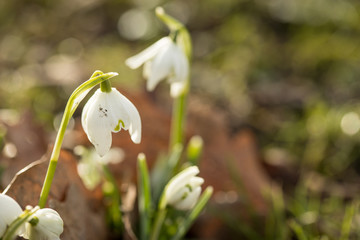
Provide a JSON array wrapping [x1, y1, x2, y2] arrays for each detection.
[[187, 135, 204, 165], [164, 166, 204, 210], [24, 208, 63, 240]]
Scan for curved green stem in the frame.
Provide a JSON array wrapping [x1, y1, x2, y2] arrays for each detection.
[[38, 70, 118, 208], [156, 7, 192, 61], [156, 7, 192, 149], [100, 80, 112, 93]]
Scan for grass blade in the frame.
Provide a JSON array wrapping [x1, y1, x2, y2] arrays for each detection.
[[137, 153, 152, 240]]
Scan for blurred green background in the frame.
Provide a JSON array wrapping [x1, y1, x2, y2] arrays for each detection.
[[1, 0, 360, 239]]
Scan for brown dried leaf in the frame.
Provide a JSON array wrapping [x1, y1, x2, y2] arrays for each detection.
[[3, 150, 107, 240], [1, 111, 48, 187], [51, 184, 107, 240], [121, 183, 137, 240]]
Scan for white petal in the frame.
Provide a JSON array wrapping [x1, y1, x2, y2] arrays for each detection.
[[170, 44, 189, 84], [88, 124, 112, 157], [174, 186, 202, 210], [0, 194, 23, 236], [142, 61, 152, 79], [125, 37, 172, 69], [166, 186, 188, 205], [81, 89, 99, 135], [165, 166, 199, 202], [146, 44, 174, 91], [110, 88, 142, 144], [35, 208, 63, 237], [84, 92, 114, 157], [24, 208, 63, 240], [190, 176, 204, 188], [105, 90, 130, 132]]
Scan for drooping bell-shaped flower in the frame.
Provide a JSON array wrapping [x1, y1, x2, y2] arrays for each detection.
[[82, 87, 141, 157], [164, 166, 204, 210], [125, 36, 189, 98], [23, 208, 63, 240], [0, 194, 23, 237]]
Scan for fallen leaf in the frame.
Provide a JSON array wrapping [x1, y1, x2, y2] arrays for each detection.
[[3, 150, 107, 240]]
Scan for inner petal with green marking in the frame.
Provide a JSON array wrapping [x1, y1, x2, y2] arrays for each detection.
[[114, 119, 125, 131]]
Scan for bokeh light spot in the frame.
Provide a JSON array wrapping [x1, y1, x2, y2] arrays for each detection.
[[118, 9, 150, 40], [340, 112, 360, 136], [3, 142, 17, 158]]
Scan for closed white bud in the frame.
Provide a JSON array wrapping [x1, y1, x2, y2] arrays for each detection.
[[23, 208, 63, 240], [164, 166, 204, 210]]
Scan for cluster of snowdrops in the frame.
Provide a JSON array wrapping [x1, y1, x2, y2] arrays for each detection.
[[0, 7, 212, 240]]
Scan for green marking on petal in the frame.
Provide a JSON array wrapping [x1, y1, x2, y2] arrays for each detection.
[[114, 119, 125, 131], [181, 191, 189, 200], [185, 184, 193, 192]]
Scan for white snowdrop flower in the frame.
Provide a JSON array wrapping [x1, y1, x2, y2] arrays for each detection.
[[125, 36, 189, 98], [24, 208, 63, 240], [82, 87, 141, 157], [0, 194, 23, 237], [164, 166, 204, 210]]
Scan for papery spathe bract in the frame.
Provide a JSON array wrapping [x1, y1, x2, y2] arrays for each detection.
[[0, 194, 23, 237], [125, 36, 189, 98], [164, 166, 204, 210], [23, 208, 63, 240], [81, 88, 141, 157]]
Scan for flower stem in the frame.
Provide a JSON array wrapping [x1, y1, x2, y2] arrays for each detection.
[[156, 8, 192, 150], [150, 186, 168, 240], [150, 208, 167, 240], [100, 80, 112, 93], [170, 94, 187, 149], [38, 160, 58, 208], [38, 100, 73, 208], [38, 70, 118, 208]]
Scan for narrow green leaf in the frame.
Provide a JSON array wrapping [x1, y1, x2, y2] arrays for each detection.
[[138, 153, 152, 240], [288, 219, 307, 240], [151, 144, 183, 204], [171, 186, 213, 240], [150, 209, 167, 240], [102, 164, 123, 233], [340, 201, 358, 240]]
